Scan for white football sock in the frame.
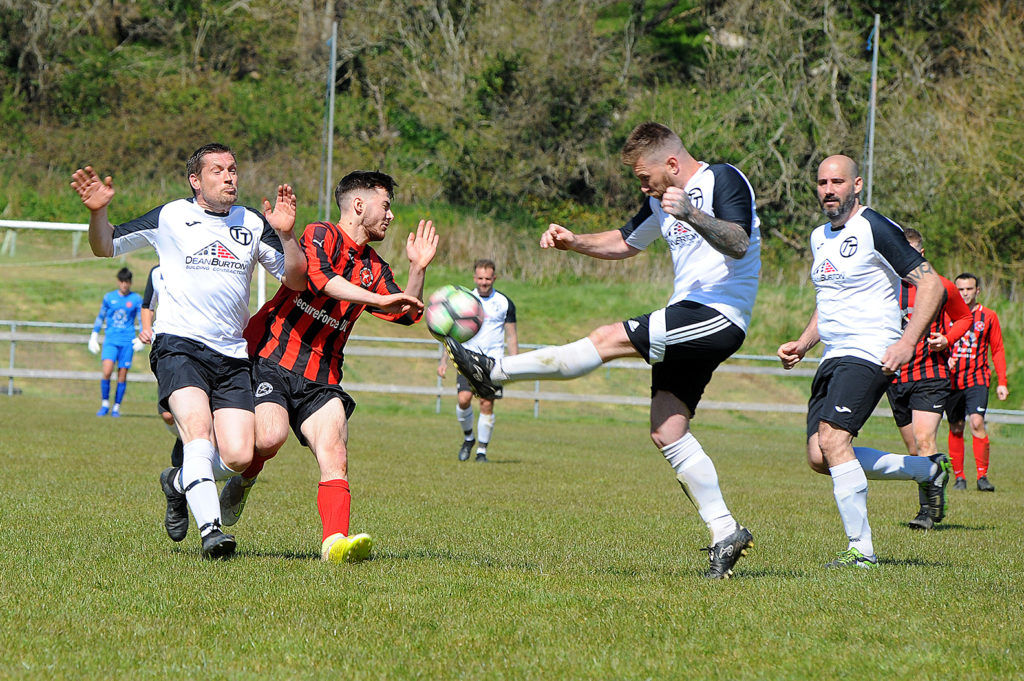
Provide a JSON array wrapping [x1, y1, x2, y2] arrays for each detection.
[[181, 439, 222, 536], [854, 446, 933, 482], [210, 450, 242, 481], [662, 433, 736, 543], [830, 459, 873, 556], [456, 405, 474, 438], [477, 413, 495, 447], [492, 338, 603, 383]]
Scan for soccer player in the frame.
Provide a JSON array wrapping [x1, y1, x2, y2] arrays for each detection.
[[437, 259, 518, 462], [140, 264, 183, 468], [778, 155, 950, 569], [946, 273, 1009, 492], [71, 143, 306, 559], [88, 267, 143, 417], [218, 170, 436, 563], [886, 229, 972, 529], [444, 122, 760, 579]]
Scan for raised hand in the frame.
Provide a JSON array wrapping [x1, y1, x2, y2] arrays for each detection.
[[263, 184, 297, 234], [406, 219, 438, 269], [70, 166, 115, 212]]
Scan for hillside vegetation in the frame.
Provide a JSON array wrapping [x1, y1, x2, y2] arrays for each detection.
[[1, 0, 1022, 286]]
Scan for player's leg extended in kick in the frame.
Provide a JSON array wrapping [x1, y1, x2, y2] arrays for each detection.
[[653, 392, 752, 579], [444, 321, 629, 398], [301, 399, 372, 564]]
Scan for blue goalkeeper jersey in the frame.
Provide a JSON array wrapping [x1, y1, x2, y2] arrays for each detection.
[[93, 290, 143, 345]]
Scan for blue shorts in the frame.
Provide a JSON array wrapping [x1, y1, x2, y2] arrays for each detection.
[[101, 341, 134, 369]]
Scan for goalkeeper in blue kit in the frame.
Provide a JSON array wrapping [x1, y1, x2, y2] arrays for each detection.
[[89, 267, 144, 416]]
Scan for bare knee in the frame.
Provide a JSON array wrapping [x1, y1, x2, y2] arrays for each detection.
[[315, 443, 349, 480]]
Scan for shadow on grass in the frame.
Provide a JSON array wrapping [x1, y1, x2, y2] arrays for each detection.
[[897, 522, 992, 532], [877, 556, 946, 568]]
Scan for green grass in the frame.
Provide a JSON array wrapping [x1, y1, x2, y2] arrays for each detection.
[[2, 391, 1023, 680]]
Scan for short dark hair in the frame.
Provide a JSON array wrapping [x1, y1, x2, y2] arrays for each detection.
[[334, 171, 396, 209], [473, 258, 496, 273], [955, 272, 980, 287], [621, 122, 681, 165], [117, 267, 132, 282], [186, 143, 235, 195]]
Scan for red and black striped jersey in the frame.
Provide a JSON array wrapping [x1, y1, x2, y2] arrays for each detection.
[[244, 221, 421, 384], [948, 304, 1007, 390], [894, 274, 972, 383]]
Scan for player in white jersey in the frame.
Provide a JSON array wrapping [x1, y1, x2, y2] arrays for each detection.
[[140, 265, 184, 469], [437, 259, 518, 462], [71, 143, 306, 559], [444, 122, 759, 579], [778, 155, 950, 569]]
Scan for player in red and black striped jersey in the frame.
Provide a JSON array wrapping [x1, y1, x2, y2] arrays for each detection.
[[946, 273, 1009, 491], [886, 229, 972, 528], [221, 170, 438, 563]]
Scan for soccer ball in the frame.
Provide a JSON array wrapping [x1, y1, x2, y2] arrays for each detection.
[[425, 285, 484, 342]]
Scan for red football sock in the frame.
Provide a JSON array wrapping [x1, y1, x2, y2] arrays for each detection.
[[973, 436, 990, 478], [948, 431, 965, 479], [242, 450, 276, 479], [317, 478, 351, 541]]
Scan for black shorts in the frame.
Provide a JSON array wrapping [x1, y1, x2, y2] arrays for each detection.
[[886, 377, 951, 428], [807, 356, 894, 439], [623, 301, 746, 415], [150, 334, 254, 414], [252, 357, 356, 448], [456, 373, 503, 399], [946, 384, 990, 424]]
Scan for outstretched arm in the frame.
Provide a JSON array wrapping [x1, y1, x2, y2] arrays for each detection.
[[540, 223, 640, 260], [262, 185, 306, 291], [322, 275, 422, 316], [70, 166, 116, 257], [661, 186, 749, 259]]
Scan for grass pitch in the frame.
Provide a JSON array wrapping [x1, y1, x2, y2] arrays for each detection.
[[2, 390, 1023, 680]]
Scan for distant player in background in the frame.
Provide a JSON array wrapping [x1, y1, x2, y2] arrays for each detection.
[[778, 155, 949, 569], [445, 122, 760, 579], [946, 273, 1008, 492], [438, 259, 518, 462], [886, 228, 972, 529], [71, 143, 306, 560], [88, 267, 143, 417], [140, 264, 184, 468], [220, 170, 436, 563]]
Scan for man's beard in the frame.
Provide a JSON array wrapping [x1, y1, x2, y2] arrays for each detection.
[[822, 193, 856, 220]]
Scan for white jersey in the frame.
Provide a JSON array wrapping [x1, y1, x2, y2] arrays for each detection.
[[809, 206, 924, 364], [465, 288, 516, 359], [620, 162, 761, 332], [111, 198, 286, 358]]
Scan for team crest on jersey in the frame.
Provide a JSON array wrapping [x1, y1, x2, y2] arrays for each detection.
[[229, 225, 253, 246], [839, 236, 858, 257], [186, 241, 246, 271], [811, 258, 845, 282], [687, 188, 703, 210], [255, 382, 273, 398], [974, 320, 985, 332], [359, 266, 373, 287]]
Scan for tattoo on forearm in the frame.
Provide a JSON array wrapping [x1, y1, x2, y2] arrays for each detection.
[[681, 207, 749, 259], [904, 261, 934, 286]]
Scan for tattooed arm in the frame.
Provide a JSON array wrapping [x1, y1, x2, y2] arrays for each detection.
[[660, 186, 749, 258], [880, 260, 944, 374]]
